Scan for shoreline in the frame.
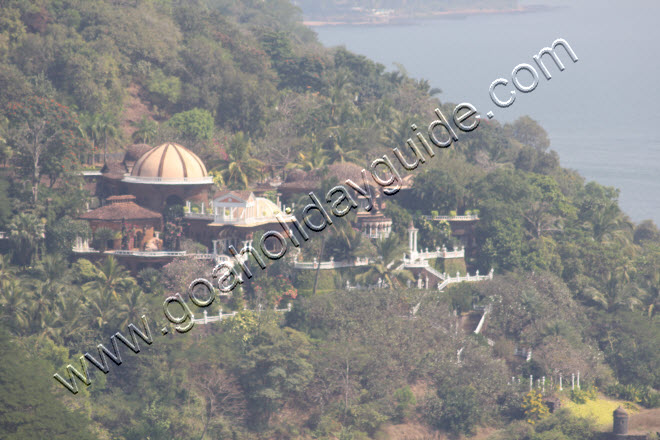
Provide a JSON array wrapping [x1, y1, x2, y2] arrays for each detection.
[[304, 5, 554, 27]]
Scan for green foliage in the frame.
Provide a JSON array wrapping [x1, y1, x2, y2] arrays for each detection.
[[46, 216, 90, 256], [239, 325, 314, 428], [606, 383, 660, 408], [5, 96, 87, 203], [0, 1, 657, 438], [295, 269, 337, 296], [438, 256, 467, 277], [0, 327, 95, 440], [569, 387, 596, 405], [147, 68, 181, 106], [424, 385, 482, 435], [92, 226, 115, 252], [393, 385, 416, 422], [0, 177, 11, 227], [167, 108, 214, 141], [8, 212, 45, 266]]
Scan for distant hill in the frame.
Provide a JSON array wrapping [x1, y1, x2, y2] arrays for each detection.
[[294, 0, 521, 23]]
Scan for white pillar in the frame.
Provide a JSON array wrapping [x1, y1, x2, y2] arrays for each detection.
[[560, 374, 563, 391], [542, 376, 545, 393], [529, 375, 533, 391], [201, 202, 205, 214], [577, 371, 580, 389], [572, 373, 575, 390]]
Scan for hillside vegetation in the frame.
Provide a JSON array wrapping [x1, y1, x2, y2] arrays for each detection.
[[0, 1, 658, 439]]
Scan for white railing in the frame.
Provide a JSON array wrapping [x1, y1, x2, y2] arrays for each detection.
[[192, 303, 292, 325], [437, 268, 494, 290], [110, 250, 187, 257], [403, 246, 464, 265], [292, 256, 373, 270], [72, 246, 99, 253], [122, 175, 213, 184], [184, 212, 214, 220], [184, 212, 294, 226], [422, 265, 446, 281], [474, 305, 492, 334], [187, 253, 216, 260], [423, 214, 479, 221]]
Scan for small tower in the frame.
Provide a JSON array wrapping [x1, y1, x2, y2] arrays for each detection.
[[613, 406, 628, 436], [407, 220, 418, 260]]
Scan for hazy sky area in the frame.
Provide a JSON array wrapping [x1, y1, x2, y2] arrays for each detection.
[[314, 0, 660, 223]]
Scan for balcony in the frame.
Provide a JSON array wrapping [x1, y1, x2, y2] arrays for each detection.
[[423, 214, 479, 221], [122, 175, 213, 185]]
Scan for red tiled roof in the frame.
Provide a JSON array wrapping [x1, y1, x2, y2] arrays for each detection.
[[80, 196, 161, 221]]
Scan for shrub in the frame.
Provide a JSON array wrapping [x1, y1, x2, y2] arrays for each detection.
[[639, 388, 660, 408], [92, 227, 115, 252], [393, 386, 416, 422], [570, 388, 590, 404], [423, 386, 482, 435], [523, 389, 549, 423]]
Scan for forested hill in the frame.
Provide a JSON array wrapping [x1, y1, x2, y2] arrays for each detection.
[[0, 1, 659, 439]]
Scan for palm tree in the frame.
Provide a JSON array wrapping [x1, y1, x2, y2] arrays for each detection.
[[0, 279, 30, 333], [356, 235, 413, 288], [383, 112, 420, 152], [587, 202, 633, 244], [52, 289, 88, 345], [93, 226, 116, 252], [137, 267, 165, 296], [84, 256, 136, 302], [33, 254, 68, 293], [25, 279, 56, 335], [581, 261, 643, 312], [96, 113, 119, 163], [83, 257, 136, 331], [78, 112, 106, 164], [293, 135, 328, 172], [116, 286, 147, 328], [215, 132, 264, 189], [327, 70, 353, 123], [324, 126, 361, 163], [325, 218, 363, 262], [8, 212, 45, 266], [132, 116, 158, 144], [0, 254, 16, 283]]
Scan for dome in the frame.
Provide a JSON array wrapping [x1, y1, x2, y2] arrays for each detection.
[[613, 406, 628, 416], [124, 142, 212, 185]]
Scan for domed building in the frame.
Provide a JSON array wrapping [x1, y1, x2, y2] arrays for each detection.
[[121, 142, 213, 212], [76, 141, 295, 268]]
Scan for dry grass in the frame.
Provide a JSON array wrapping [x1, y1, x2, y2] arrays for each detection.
[[561, 394, 637, 429], [629, 407, 660, 433]]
